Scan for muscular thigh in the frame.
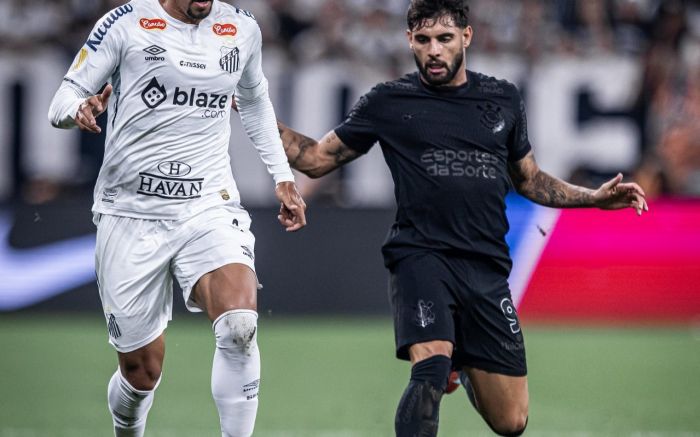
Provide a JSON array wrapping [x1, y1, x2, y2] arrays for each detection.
[[193, 263, 258, 321], [464, 367, 528, 425]]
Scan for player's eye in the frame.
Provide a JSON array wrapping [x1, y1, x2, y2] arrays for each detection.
[[415, 36, 429, 44], [438, 36, 453, 43]]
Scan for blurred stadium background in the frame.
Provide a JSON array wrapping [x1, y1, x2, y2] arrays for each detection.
[[1, 0, 699, 435]]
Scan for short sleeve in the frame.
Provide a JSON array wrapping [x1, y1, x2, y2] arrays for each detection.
[[334, 88, 381, 155], [507, 87, 532, 162], [64, 4, 131, 95]]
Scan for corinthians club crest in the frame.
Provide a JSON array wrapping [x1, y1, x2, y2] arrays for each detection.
[[220, 46, 240, 74]]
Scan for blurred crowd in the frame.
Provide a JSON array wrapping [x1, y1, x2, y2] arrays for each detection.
[[0, 0, 699, 203]]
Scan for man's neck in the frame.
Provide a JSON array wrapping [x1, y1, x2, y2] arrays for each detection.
[[159, 0, 201, 25]]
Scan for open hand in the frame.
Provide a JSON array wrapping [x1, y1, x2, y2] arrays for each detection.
[[593, 173, 649, 216], [74, 84, 112, 133], [275, 181, 307, 232]]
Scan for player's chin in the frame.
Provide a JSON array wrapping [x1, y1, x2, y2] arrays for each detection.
[[189, 1, 212, 16], [424, 72, 452, 86]]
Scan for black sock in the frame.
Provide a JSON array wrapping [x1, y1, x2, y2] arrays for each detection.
[[395, 355, 451, 437]]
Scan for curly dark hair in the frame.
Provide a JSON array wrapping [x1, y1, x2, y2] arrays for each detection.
[[407, 0, 470, 31]]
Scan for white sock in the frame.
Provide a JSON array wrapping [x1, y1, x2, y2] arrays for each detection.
[[212, 310, 261, 437], [107, 369, 159, 437]]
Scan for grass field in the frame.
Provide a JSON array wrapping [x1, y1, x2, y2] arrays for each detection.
[[0, 315, 699, 437]]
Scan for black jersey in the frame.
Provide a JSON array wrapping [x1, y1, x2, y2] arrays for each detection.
[[334, 71, 531, 273]]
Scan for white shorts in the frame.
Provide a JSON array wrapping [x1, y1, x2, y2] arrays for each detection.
[[94, 205, 256, 353]]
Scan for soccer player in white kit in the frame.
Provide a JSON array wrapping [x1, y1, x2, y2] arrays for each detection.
[[48, 1, 307, 435]]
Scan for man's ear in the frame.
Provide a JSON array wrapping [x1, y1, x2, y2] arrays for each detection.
[[463, 25, 473, 48]]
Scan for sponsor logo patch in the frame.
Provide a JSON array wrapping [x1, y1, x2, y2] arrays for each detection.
[[241, 245, 254, 261], [477, 103, 506, 134], [138, 172, 204, 200], [101, 188, 119, 204], [158, 161, 192, 177], [180, 60, 207, 70], [141, 77, 167, 109], [86, 4, 134, 52], [500, 298, 521, 334], [140, 77, 229, 118], [219, 46, 240, 74], [243, 379, 259, 400], [107, 313, 122, 338], [140, 18, 167, 31], [421, 148, 499, 179], [71, 48, 89, 71], [415, 300, 435, 328], [143, 45, 166, 61], [213, 23, 237, 37]]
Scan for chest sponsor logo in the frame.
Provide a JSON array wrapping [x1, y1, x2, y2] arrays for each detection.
[[138, 172, 204, 200], [140, 18, 167, 31], [158, 161, 192, 177], [142, 78, 168, 109], [219, 46, 240, 74], [86, 4, 134, 52], [213, 23, 237, 37], [71, 48, 88, 71], [140, 77, 229, 118], [180, 60, 207, 70], [477, 103, 506, 134], [143, 45, 166, 61], [421, 148, 499, 179]]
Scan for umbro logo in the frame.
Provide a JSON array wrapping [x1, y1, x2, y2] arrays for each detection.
[[143, 45, 166, 61], [144, 45, 166, 55]]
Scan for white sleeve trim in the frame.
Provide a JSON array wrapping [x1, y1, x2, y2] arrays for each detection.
[[235, 77, 295, 185], [48, 79, 90, 129]]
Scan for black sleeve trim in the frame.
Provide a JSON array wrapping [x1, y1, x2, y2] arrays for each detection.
[[62, 77, 94, 97]]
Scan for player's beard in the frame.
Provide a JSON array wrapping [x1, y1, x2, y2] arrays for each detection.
[[187, 0, 212, 20], [415, 50, 464, 87]]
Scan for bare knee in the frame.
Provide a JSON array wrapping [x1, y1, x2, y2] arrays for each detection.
[[486, 408, 528, 437], [118, 341, 164, 391], [120, 361, 161, 391]]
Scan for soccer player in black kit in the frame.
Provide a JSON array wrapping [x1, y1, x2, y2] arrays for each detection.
[[276, 0, 648, 435]]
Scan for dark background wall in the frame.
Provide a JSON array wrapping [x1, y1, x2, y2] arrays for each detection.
[[8, 199, 395, 316]]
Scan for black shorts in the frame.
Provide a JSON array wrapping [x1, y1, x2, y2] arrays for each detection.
[[388, 251, 527, 376]]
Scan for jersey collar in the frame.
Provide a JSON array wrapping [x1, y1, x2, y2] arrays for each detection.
[[154, 0, 218, 29], [416, 69, 474, 96]]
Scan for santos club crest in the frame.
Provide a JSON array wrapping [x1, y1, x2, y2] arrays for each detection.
[[220, 46, 240, 74]]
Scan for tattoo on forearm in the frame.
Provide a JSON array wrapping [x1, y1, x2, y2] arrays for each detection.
[[510, 154, 594, 208], [529, 171, 593, 207], [278, 123, 316, 168]]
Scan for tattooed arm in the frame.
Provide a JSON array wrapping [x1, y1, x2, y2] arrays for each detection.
[[509, 152, 649, 215], [277, 121, 361, 178]]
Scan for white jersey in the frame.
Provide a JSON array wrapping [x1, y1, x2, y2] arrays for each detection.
[[52, 0, 293, 219]]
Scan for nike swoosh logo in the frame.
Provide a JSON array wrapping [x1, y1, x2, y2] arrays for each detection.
[[0, 213, 96, 311]]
